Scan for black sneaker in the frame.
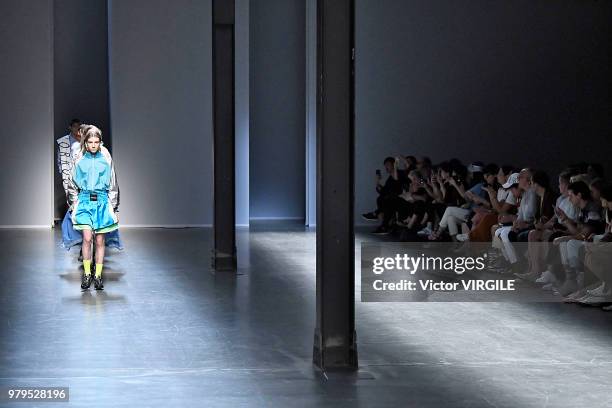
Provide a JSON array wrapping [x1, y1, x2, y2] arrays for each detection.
[[372, 226, 391, 235], [81, 273, 92, 290], [361, 212, 378, 221], [93, 275, 104, 290]]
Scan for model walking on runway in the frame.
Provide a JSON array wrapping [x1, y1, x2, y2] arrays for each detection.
[[67, 125, 120, 290]]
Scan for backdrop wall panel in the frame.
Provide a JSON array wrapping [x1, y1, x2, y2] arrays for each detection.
[[250, 0, 306, 220], [355, 0, 612, 224], [0, 0, 54, 227], [53, 0, 110, 220], [108, 0, 213, 226]]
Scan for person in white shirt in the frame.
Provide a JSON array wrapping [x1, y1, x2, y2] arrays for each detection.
[[528, 172, 580, 285], [553, 181, 604, 297], [493, 168, 537, 272], [57, 119, 84, 250]]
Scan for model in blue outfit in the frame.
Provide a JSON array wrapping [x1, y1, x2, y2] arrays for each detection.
[[67, 125, 120, 290], [57, 120, 123, 252]]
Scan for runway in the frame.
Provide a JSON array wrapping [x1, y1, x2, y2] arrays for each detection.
[[1, 223, 611, 407]]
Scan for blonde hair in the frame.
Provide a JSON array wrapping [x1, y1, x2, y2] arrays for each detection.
[[79, 124, 103, 153]]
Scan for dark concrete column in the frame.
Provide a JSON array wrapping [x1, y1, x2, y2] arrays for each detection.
[[212, 0, 237, 271], [313, 0, 357, 370]]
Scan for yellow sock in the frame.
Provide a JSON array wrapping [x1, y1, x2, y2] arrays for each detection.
[[83, 259, 92, 276], [95, 263, 103, 278]]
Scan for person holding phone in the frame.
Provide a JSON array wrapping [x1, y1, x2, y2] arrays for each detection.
[[515, 171, 557, 281], [491, 168, 538, 274], [582, 183, 612, 306], [362, 156, 406, 235], [525, 171, 581, 288], [464, 165, 517, 242], [552, 181, 604, 296], [428, 165, 491, 242], [395, 170, 429, 236]]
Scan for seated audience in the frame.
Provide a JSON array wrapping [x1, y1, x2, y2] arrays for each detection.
[[491, 168, 538, 274], [515, 170, 556, 280], [364, 155, 610, 311], [428, 163, 493, 241], [553, 181, 604, 296], [461, 165, 517, 242], [362, 157, 406, 234], [581, 183, 612, 304]]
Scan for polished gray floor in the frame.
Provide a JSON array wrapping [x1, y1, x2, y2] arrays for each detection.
[[1, 224, 611, 407]]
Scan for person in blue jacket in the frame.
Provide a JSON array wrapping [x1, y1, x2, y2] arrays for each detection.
[[57, 119, 123, 256], [67, 125, 120, 290]]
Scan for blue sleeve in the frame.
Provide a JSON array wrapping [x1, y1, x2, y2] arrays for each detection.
[[468, 183, 486, 198]]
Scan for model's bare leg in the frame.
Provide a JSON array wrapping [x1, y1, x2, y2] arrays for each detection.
[[95, 233, 105, 267], [82, 229, 93, 263], [93, 233, 106, 290]]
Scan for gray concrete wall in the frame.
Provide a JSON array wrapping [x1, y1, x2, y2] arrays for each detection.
[[250, 0, 305, 220], [0, 0, 54, 227], [108, 0, 213, 226]]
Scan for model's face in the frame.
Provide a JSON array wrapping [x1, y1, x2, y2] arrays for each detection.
[[497, 169, 508, 185], [484, 174, 495, 185], [568, 190, 580, 206], [590, 187, 601, 201], [384, 162, 394, 174], [518, 172, 530, 190], [559, 178, 568, 195], [86, 136, 101, 154], [70, 123, 81, 138], [511, 186, 521, 198]]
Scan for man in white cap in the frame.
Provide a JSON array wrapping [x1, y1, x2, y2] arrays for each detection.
[[493, 169, 538, 273]]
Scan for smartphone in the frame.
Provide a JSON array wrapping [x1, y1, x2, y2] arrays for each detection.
[[376, 169, 381, 177]]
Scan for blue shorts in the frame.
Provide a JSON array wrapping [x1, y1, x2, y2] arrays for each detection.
[[61, 210, 124, 250], [71, 191, 119, 233]]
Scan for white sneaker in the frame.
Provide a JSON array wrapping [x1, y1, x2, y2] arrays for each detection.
[[417, 227, 433, 236], [577, 293, 612, 305], [565, 288, 587, 301], [535, 270, 555, 284], [456, 233, 469, 242], [587, 282, 609, 297], [541, 283, 555, 291]]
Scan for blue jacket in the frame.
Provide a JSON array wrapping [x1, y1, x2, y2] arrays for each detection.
[[68, 146, 119, 210]]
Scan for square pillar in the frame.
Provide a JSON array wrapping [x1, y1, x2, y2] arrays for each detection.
[[313, 0, 357, 370], [212, 0, 237, 271]]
